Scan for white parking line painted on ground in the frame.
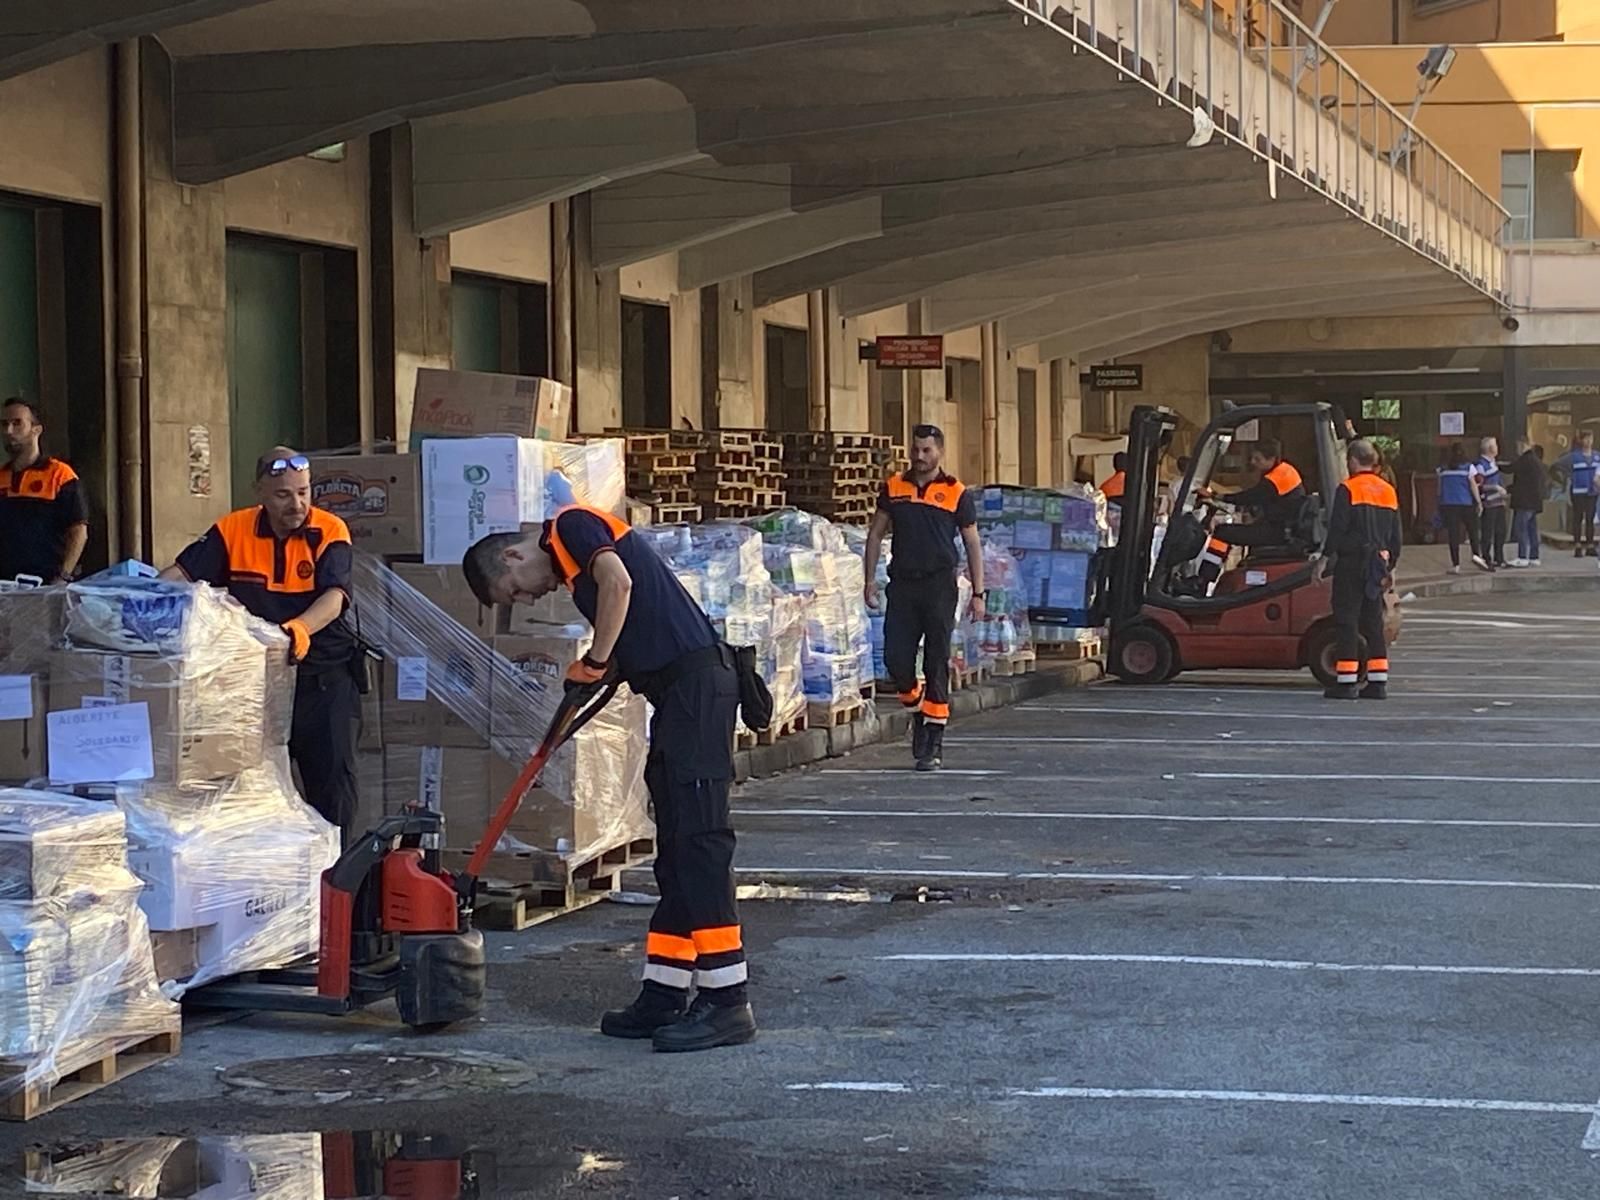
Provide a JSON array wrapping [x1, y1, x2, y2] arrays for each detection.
[[1413, 609, 1600, 624], [819, 768, 1005, 776], [940, 736, 1600, 749], [734, 808, 1600, 832], [1584, 1101, 1600, 1151], [739, 867, 1600, 892], [876, 952, 1600, 978], [1113, 687, 1575, 701], [1018, 705, 1600, 724], [1194, 772, 1600, 785], [785, 1081, 1597, 1119]]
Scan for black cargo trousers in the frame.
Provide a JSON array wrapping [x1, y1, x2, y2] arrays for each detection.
[[637, 647, 746, 1000], [1331, 562, 1389, 686], [883, 569, 958, 725], [290, 666, 360, 846]]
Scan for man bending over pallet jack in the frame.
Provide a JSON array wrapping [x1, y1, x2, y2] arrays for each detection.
[[463, 506, 762, 1053]]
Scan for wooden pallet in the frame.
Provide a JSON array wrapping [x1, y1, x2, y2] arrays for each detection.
[[1, 1027, 181, 1122], [652, 502, 702, 524], [639, 487, 696, 505], [753, 490, 786, 509], [674, 430, 752, 451], [452, 836, 659, 931], [1036, 637, 1103, 662], [758, 708, 809, 745], [621, 432, 670, 454], [807, 699, 865, 728], [991, 650, 1038, 676], [949, 661, 991, 691]]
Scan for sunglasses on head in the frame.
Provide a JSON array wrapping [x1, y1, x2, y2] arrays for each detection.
[[912, 424, 944, 441], [258, 454, 310, 479]]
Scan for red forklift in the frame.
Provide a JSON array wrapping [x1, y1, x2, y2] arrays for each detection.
[[1092, 402, 1400, 686]]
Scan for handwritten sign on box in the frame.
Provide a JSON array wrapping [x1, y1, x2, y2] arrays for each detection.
[[47, 701, 155, 784]]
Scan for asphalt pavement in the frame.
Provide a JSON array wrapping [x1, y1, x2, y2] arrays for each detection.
[[8, 588, 1600, 1199]]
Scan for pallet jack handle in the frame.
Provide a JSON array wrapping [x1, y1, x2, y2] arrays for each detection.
[[455, 675, 621, 906]]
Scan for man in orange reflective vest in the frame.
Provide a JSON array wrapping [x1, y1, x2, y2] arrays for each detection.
[[1, 398, 89, 583], [159, 448, 361, 840], [863, 424, 985, 772], [1101, 452, 1128, 506], [1316, 440, 1401, 701], [1197, 438, 1308, 587], [463, 506, 753, 1053]]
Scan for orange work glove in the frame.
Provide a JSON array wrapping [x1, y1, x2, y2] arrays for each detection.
[[281, 619, 312, 664], [564, 656, 608, 686]]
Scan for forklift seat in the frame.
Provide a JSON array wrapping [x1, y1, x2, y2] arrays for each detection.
[[1236, 494, 1322, 565]]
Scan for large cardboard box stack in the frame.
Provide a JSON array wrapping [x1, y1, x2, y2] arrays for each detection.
[[0, 790, 179, 1089], [3, 580, 339, 995], [307, 452, 423, 557], [0, 586, 67, 785]]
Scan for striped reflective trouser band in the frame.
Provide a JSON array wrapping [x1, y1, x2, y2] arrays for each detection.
[[1199, 537, 1228, 568], [898, 683, 924, 709], [1365, 657, 1389, 682], [1335, 660, 1360, 685], [642, 926, 747, 990], [921, 698, 951, 725]]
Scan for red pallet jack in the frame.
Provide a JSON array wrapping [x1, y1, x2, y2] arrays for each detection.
[[185, 677, 620, 1029]]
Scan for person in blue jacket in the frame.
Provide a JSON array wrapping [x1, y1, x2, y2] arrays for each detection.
[[1552, 429, 1600, 557], [1436, 442, 1486, 574], [1474, 436, 1510, 570]]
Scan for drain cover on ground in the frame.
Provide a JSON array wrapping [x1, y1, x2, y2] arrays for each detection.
[[221, 1052, 534, 1101]]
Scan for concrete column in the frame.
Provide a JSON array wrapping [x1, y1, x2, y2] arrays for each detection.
[[371, 125, 451, 445], [996, 341, 1020, 486], [700, 277, 757, 430], [567, 193, 622, 434], [806, 289, 828, 432], [139, 40, 229, 567], [980, 321, 1000, 482], [826, 299, 867, 433], [1137, 334, 1212, 449], [669, 287, 703, 430], [1051, 359, 1083, 486], [1502, 345, 1529, 444], [550, 198, 575, 387]]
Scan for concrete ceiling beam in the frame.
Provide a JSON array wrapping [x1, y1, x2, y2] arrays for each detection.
[[0, 0, 265, 80], [1054, 284, 1480, 364], [171, 11, 1015, 182], [590, 162, 796, 270], [828, 204, 1350, 317], [677, 197, 884, 292]]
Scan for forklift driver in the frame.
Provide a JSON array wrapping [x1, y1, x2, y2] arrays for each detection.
[[462, 507, 756, 1054], [1196, 439, 1307, 587]]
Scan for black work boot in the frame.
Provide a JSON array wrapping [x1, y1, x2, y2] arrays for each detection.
[[910, 711, 929, 763], [1578, 546, 1587, 558], [1322, 683, 1359, 701], [652, 994, 757, 1053], [1358, 682, 1388, 700], [915, 722, 945, 772], [600, 986, 688, 1039]]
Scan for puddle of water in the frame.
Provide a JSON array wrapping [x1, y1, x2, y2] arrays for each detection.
[[20, 1131, 624, 1198]]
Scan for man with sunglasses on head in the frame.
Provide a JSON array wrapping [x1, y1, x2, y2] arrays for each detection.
[[863, 423, 984, 771], [159, 447, 360, 842]]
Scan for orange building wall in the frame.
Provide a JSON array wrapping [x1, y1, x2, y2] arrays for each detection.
[[1324, 0, 1599, 46]]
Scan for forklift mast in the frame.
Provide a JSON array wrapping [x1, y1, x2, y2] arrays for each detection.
[[1094, 404, 1178, 627]]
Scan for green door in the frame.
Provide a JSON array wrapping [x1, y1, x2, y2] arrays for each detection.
[[452, 277, 503, 372], [226, 240, 303, 506], [0, 204, 39, 401]]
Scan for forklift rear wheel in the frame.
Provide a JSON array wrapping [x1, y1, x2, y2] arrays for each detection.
[[1305, 624, 1366, 688], [1111, 626, 1176, 685]]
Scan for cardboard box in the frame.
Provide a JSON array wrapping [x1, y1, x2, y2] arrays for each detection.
[[308, 453, 422, 557], [382, 745, 494, 847], [0, 588, 66, 674], [149, 928, 201, 984], [498, 588, 586, 636], [379, 641, 490, 748], [389, 562, 497, 641], [47, 649, 265, 786], [489, 632, 585, 747], [0, 676, 47, 783], [410, 369, 572, 446], [419, 435, 627, 565]]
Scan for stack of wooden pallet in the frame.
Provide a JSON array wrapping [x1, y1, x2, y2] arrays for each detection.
[[874, 440, 910, 480], [672, 430, 763, 519], [780, 432, 890, 524], [622, 433, 702, 524], [749, 433, 786, 511]]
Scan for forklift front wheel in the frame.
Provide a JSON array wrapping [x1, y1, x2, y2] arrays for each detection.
[[1110, 625, 1176, 685], [1304, 623, 1367, 688]]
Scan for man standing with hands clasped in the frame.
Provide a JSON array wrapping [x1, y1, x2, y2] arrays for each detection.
[[863, 424, 985, 772]]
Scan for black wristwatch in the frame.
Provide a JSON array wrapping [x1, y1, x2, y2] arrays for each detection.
[[581, 652, 610, 672]]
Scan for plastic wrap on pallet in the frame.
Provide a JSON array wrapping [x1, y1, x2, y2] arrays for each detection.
[[350, 553, 650, 863], [0, 581, 67, 675], [74, 750, 339, 997], [0, 790, 178, 1094], [26, 1133, 325, 1198], [38, 580, 294, 789], [971, 535, 1031, 657]]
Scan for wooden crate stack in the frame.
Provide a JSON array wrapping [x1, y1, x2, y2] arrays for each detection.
[[749, 433, 786, 511], [780, 432, 891, 525], [622, 432, 702, 524], [672, 430, 765, 519]]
